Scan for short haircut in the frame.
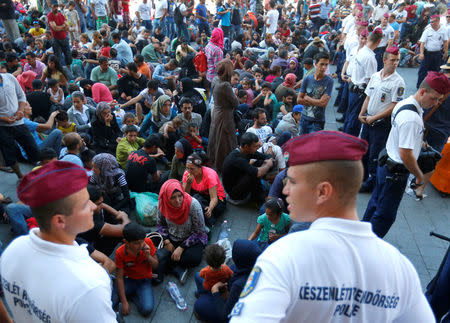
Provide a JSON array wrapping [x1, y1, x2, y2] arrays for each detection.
[[71, 49, 79, 58], [111, 32, 120, 40], [87, 184, 103, 202], [124, 125, 138, 134], [26, 51, 35, 58], [369, 31, 383, 43], [314, 52, 329, 63], [80, 149, 96, 164], [99, 56, 108, 64], [71, 91, 85, 101], [203, 244, 226, 269], [6, 53, 17, 62], [62, 132, 80, 150], [32, 79, 42, 90], [126, 62, 138, 73], [144, 133, 161, 148], [31, 195, 76, 232], [68, 83, 80, 94], [168, 58, 178, 67], [240, 132, 259, 147], [135, 54, 144, 63], [261, 82, 272, 90], [47, 78, 58, 87], [419, 79, 435, 92], [279, 50, 288, 59], [188, 123, 199, 130], [147, 79, 159, 90], [244, 60, 253, 70], [237, 89, 248, 98], [123, 223, 146, 242], [109, 48, 118, 57], [123, 112, 135, 122], [39, 147, 57, 161], [55, 110, 69, 122], [253, 108, 266, 120], [179, 97, 193, 107]]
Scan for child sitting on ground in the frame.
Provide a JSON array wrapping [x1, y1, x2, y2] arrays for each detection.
[[236, 89, 249, 116], [55, 110, 77, 134], [195, 244, 234, 296], [121, 112, 141, 133], [114, 223, 158, 317], [185, 123, 204, 151], [249, 198, 291, 249], [47, 78, 64, 106], [159, 116, 182, 139]]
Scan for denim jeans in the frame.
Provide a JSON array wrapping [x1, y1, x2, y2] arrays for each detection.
[[165, 17, 176, 40], [6, 204, 33, 236], [299, 117, 324, 134], [231, 24, 241, 41], [112, 277, 154, 317], [40, 129, 63, 154], [176, 23, 189, 41], [194, 272, 209, 295], [53, 38, 72, 66], [198, 22, 210, 37]]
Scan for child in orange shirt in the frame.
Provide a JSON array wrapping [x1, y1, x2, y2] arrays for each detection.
[[195, 244, 233, 296]]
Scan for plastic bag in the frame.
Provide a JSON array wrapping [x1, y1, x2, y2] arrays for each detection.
[[216, 238, 232, 264], [130, 192, 159, 226]]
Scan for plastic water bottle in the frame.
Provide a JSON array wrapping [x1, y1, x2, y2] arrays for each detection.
[[218, 220, 231, 240], [167, 281, 187, 311]]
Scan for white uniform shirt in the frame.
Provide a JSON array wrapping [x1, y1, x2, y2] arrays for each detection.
[[346, 44, 360, 77], [377, 24, 395, 47], [420, 25, 448, 51], [343, 17, 355, 36], [266, 9, 279, 35], [154, 0, 168, 19], [365, 70, 405, 115], [230, 218, 434, 323], [0, 229, 116, 322], [351, 46, 377, 86], [341, 14, 354, 32], [386, 96, 424, 163], [138, 2, 151, 20]]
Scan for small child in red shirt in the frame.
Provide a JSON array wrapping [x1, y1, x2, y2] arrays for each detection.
[[100, 39, 110, 57], [113, 223, 158, 317], [195, 244, 233, 296], [185, 123, 204, 151]]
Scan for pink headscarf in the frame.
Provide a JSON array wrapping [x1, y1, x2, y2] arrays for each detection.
[[92, 82, 113, 103], [211, 28, 224, 49], [17, 71, 37, 93], [283, 73, 297, 88]]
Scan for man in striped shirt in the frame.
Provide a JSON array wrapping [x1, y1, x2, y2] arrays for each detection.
[[308, 0, 321, 32]]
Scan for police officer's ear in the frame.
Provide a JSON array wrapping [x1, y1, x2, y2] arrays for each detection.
[[315, 181, 333, 205]]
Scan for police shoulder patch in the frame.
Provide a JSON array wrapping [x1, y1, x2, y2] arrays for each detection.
[[397, 87, 404, 97], [240, 266, 262, 298], [229, 302, 244, 317]]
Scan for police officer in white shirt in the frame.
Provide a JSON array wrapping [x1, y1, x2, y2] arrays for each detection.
[[363, 71, 450, 238], [0, 161, 117, 322], [417, 14, 449, 88], [229, 130, 434, 323], [374, 12, 395, 71], [358, 46, 405, 193], [343, 28, 382, 137]]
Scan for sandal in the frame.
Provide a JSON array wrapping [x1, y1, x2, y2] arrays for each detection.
[[0, 166, 13, 173]]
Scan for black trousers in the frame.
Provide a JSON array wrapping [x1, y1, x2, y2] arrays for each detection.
[[0, 124, 39, 166]]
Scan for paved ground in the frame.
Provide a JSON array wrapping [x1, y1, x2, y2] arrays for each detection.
[[0, 66, 448, 322]]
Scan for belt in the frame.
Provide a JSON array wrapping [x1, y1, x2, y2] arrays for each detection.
[[385, 158, 409, 175], [349, 83, 366, 94], [424, 50, 441, 54]]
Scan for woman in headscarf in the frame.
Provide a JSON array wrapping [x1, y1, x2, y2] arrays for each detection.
[[182, 153, 227, 227], [169, 138, 194, 181], [90, 153, 132, 212], [204, 28, 224, 83], [92, 82, 113, 104], [139, 94, 177, 137], [193, 240, 262, 322], [274, 73, 298, 104], [176, 78, 207, 117], [208, 59, 239, 172], [249, 31, 261, 47], [17, 70, 37, 94], [155, 179, 207, 282], [92, 102, 123, 155], [283, 57, 303, 81]]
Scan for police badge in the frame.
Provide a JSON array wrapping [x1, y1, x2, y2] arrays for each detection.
[[381, 93, 386, 102], [397, 87, 404, 97]]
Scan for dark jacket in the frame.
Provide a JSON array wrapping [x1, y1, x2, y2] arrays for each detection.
[[92, 115, 122, 155]]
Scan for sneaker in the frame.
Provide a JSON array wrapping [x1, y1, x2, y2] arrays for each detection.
[[180, 268, 189, 284], [172, 266, 189, 284]]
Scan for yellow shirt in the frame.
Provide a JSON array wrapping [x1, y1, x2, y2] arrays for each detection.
[[57, 123, 77, 134], [29, 27, 45, 37]]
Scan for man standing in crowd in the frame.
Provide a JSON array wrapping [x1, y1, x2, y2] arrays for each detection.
[[416, 14, 448, 88], [343, 28, 382, 137], [230, 131, 434, 322], [358, 46, 405, 193], [297, 52, 333, 134], [264, 0, 279, 36], [0, 0, 20, 42], [372, 0, 388, 25], [47, 1, 72, 66], [363, 72, 450, 238], [0, 161, 117, 321], [374, 13, 395, 71], [0, 73, 39, 179]]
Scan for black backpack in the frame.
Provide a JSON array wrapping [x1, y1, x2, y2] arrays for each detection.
[[174, 3, 184, 25]]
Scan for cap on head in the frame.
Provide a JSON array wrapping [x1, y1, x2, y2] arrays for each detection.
[[431, 14, 440, 20], [385, 46, 399, 56], [356, 12, 364, 18], [383, 12, 389, 18], [425, 71, 450, 95], [293, 104, 303, 113], [373, 27, 383, 34], [360, 29, 369, 37], [282, 131, 368, 166], [18, 161, 89, 208], [356, 20, 369, 26], [313, 36, 321, 43], [355, 3, 363, 10]]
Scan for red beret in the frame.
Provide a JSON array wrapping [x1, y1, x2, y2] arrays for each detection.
[[18, 161, 89, 208], [383, 12, 389, 18], [425, 71, 450, 95], [373, 27, 383, 34], [386, 46, 399, 55], [431, 14, 440, 19], [356, 20, 369, 26], [282, 131, 368, 166], [355, 3, 363, 10], [356, 12, 364, 18], [360, 29, 369, 37]]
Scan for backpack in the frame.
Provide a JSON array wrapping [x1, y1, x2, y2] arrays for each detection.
[[174, 3, 184, 25], [193, 49, 207, 73], [231, 7, 241, 25]]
